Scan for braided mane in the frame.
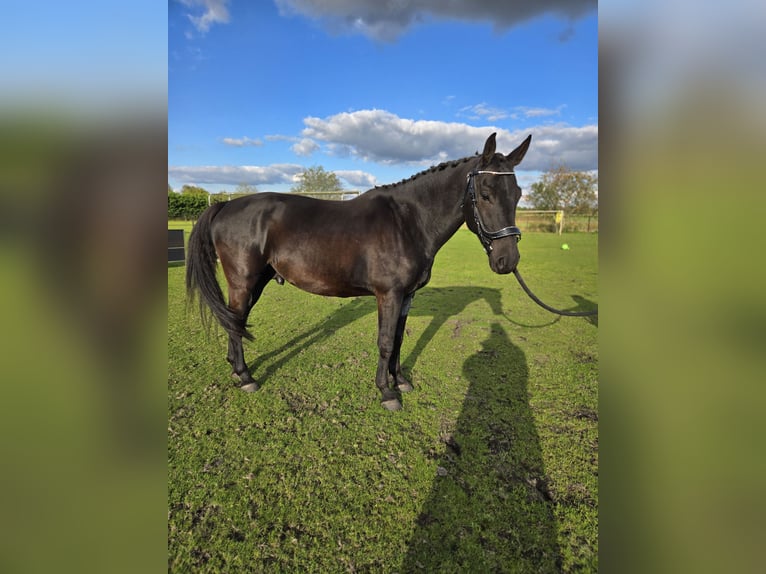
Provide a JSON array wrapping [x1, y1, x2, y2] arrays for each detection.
[[374, 154, 477, 190]]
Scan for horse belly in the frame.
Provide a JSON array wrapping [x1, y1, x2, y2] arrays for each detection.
[[272, 252, 371, 298], [288, 273, 369, 297]]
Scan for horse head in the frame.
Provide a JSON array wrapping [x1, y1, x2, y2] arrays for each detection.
[[464, 132, 532, 274]]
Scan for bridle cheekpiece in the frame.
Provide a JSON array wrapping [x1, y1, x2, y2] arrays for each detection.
[[464, 169, 522, 253]]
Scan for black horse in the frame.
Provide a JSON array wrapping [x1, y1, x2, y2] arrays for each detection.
[[186, 132, 531, 410]]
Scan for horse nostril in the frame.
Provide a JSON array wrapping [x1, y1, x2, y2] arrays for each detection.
[[496, 256, 506, 269]]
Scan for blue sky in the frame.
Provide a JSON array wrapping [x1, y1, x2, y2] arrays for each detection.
[[3, 0, 166, 108], [169, 1, 597, 199]]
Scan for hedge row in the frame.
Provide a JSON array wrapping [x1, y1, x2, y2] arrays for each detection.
[[168, 193, 259, 219], [168, 194, 208, 219]]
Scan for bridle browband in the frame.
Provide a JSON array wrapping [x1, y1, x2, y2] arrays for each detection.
[[464, 169, 522, 253]]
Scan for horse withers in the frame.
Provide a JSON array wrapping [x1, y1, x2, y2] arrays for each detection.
[[186, 132, 531, 410]]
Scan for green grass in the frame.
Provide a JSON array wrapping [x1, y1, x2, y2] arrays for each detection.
[[168, 228, 598, 572]]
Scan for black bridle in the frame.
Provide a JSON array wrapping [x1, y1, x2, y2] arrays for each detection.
[[464, 169, 522, 253]]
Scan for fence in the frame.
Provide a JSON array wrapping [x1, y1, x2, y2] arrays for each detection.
[[516, 210, 598, 233], [288, 190, 361, 201], [168, 229, 185, 264]]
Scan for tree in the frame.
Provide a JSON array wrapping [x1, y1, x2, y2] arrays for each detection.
[[291, 166, 343, 199], [181, 184, 209, 197], [209, 191, 230, 204], [526, 165, 598, 214], [235, 183, 258, 195], [168, 183, 173, 195]]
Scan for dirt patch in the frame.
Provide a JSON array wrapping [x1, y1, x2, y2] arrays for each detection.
[[573, 351, 597, 363], [572, 407, 598, 422]]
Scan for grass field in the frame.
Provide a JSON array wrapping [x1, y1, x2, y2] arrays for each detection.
[[168, 226, 598, 572]]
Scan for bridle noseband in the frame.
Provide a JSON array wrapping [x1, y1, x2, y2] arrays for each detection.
[[464, 169, 522, 253]]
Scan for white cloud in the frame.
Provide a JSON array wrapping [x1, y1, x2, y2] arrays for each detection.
[[511, 124, 598, 171], [302, 109, 482, 163], [458, 103, 567, 122], [168, 163, 304, 186], [291, 138, 320, 156], [264, 134, 320, 156], [178, 0, 230, 34], [275, 0, 595, 41], [334, 170, 378, 188], [171, 111, 596, 188], [300, 108, 597, 171], [264, 134, 296, 142], [458, 103, 510, 122], [513, 104, 566, 118], [168, 163, 379, 190], [221, 136, 263, 147]]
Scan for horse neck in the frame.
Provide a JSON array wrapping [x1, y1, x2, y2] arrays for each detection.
[[399, 158, 475, 255]]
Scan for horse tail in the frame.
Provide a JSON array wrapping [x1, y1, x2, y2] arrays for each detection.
[[186, 203, 254, 341]]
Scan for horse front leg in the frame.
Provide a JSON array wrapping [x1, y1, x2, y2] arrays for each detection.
[[389, 292, 414, 393], [375, 291, 404, 411]]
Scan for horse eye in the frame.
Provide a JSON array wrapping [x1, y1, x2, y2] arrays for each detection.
[[480, 192, 490, 201]]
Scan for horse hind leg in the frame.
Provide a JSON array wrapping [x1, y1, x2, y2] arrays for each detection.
[[226, 285, 259, 392], [226, 267, 276, 392]]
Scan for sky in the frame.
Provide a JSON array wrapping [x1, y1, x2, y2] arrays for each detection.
[[2, 0, 166, 109], [169, 0, 598, 200]]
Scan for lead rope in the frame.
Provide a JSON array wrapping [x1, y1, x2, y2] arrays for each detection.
[[513, 268, 598, 317]]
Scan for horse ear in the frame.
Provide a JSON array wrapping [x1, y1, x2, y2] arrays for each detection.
[[481, 133, 497, 165], [507, 134, 532, 166]]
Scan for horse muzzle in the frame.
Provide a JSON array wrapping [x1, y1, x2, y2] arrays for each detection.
[[489, 247, 520, 275]]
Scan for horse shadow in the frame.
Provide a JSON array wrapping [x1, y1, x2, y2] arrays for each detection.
[[399, 322, 561, 571], [246, 294, 376, 383], [247, 286, 509, 386]]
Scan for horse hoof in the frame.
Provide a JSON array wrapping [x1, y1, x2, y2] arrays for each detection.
[[381, 398, 402, 411], [240, 382, 259, 393], [396, 381, 414, 393]]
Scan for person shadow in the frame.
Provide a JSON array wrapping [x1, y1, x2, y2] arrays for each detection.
[[400, 322, 562, 572]]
